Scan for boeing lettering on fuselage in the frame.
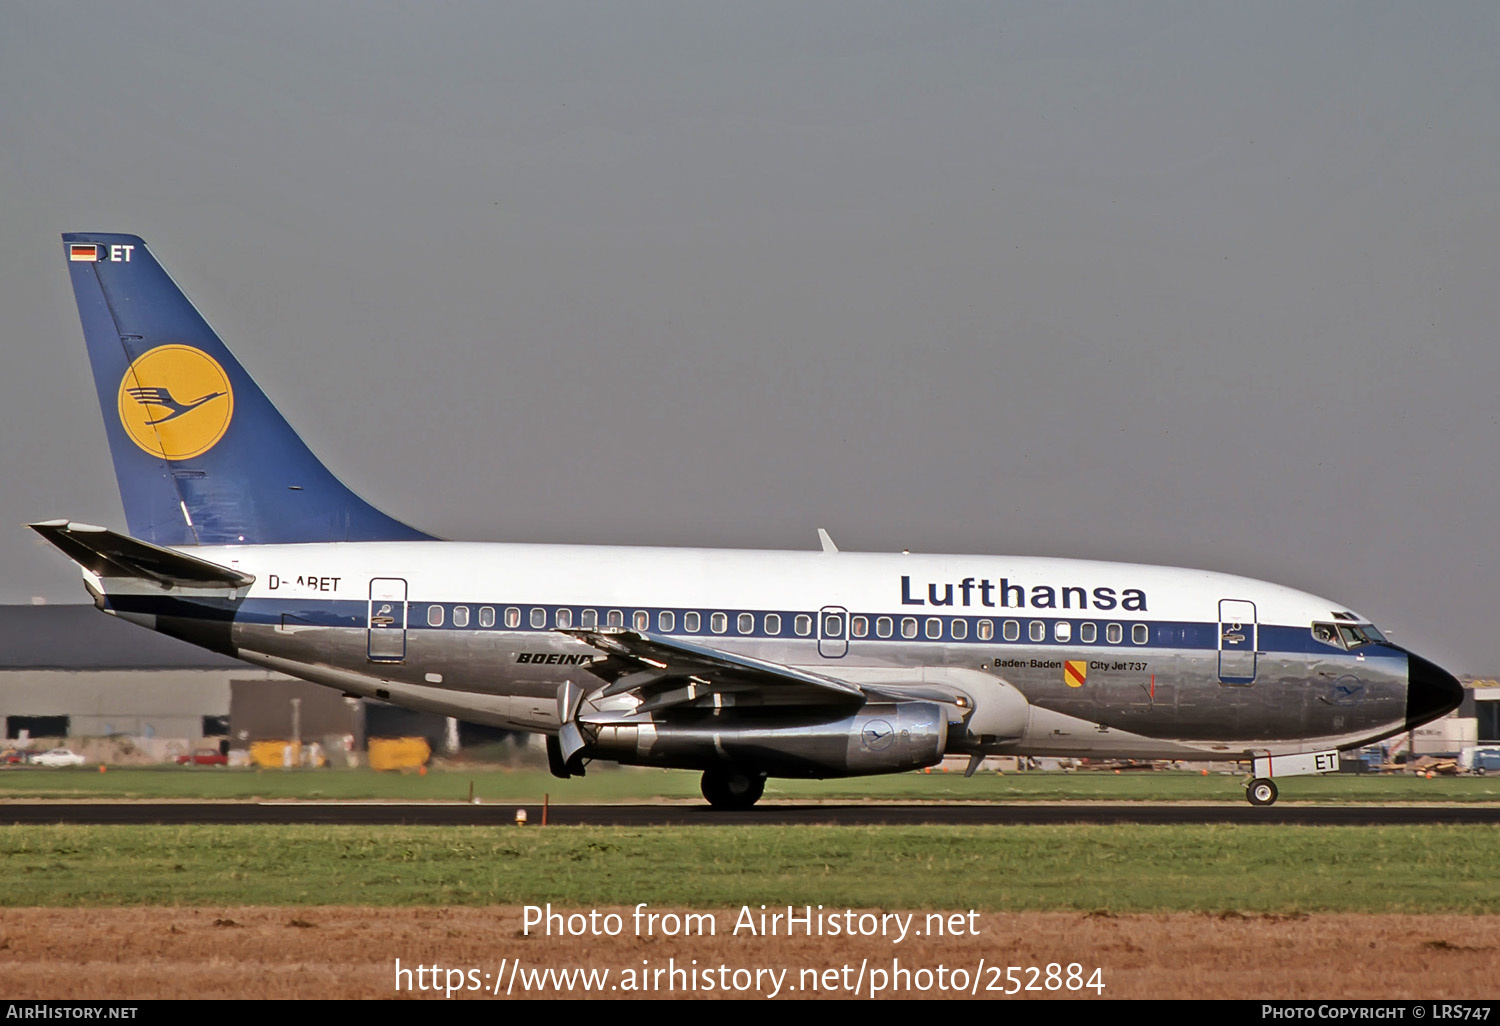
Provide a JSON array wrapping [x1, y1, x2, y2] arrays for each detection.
[[901, 576, 1147, 610], [34, 233, 1465, 810]]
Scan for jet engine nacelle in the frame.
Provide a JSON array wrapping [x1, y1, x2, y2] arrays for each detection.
[[831, 666, 1032, 751], [586, 701, 947, 778]]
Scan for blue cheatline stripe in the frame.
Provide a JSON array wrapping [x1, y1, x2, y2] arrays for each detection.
[[100, 594, 1393, 659]]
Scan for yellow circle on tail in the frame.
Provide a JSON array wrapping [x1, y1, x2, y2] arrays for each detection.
[[117, 345, 234, 460]]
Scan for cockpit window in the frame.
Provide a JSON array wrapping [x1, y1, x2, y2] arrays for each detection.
[[1338, 625, 1369, 648], [1313, 621, 1384, 650], [1312, 622, 1342, 648]]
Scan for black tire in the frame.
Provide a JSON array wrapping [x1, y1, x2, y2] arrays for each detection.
[[1246, 778, 1278, 807], [700, 769, 766, 810]]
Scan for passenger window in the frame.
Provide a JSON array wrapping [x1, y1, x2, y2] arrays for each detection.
[[951, 619, 968, 640], [607, 610, 624, 628], [659, 610, 675, 632], [580, 608, 597, 628], [1003, 620, 1019, 642], [1079, 622, 1096, 643], [1106, 623, 1122, 644], [925, 617, 942, 639], [764, 613, 781, 635], [876, 616, 893, 638], [901, 617, 918, 639], [795, 614, 812, 636], [738, 612, 754, 634], [1055, 621, 1071, 642], [1132, 624, 1149, 645], [505, 606, 521, 629], [555, 608, 572, 629], [684, 611, 701, 633], [976, 619, 993, 641], [634, 610, 649, 631], [850, 615, 868, 638], [823, 614, 843, 636], [479, 606, 496, 628], [453, 605, 470, 628], [711, 612, 728, 634], [530, 607, 546, 629], [1028, 621, 1045, 642], [427, 605, 444, 627]]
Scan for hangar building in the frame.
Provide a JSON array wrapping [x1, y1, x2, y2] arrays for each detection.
[[0, 605, 476, 763]]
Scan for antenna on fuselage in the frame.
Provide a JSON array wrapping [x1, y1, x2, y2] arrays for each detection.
[[817, 528, 838, 554]]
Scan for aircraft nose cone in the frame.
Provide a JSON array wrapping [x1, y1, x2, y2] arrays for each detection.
[[1405, 652, 1464, 731]]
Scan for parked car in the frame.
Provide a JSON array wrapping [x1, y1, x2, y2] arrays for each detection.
[[32, 748, 86, 768], [1472, 747, 1500, 775], [174, 749, 229, 766]]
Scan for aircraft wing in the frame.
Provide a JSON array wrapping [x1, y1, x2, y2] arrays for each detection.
[[557, 627, 866, 713], [29, 520, 254, 589]]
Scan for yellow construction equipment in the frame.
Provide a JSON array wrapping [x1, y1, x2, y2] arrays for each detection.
[[367, 737, 431, 771]]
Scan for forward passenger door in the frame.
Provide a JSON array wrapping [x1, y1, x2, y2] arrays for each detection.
[[1217, 599, 1257, 685]]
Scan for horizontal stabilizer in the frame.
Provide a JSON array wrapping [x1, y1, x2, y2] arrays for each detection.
[[29, 520, 254, 588]]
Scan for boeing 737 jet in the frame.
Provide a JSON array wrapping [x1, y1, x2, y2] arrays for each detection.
[[36, 233, 1464, 808]]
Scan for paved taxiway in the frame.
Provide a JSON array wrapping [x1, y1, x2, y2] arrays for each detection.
[[2, 803, 1497, 826]]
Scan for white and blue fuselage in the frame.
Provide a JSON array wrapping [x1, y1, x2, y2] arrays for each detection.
[[90, 541, 1448, 762]]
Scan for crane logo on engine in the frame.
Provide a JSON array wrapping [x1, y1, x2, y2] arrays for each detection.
[[861, 720, 895, 751]]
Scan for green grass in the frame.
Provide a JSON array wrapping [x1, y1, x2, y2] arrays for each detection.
[[1, 823, 1495, 912], [1, 765, 1496, 803]]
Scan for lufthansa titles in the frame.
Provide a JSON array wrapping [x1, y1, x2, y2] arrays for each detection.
[[901, 575, 1146, 611]]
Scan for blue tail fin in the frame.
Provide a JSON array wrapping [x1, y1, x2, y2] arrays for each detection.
[[61, 233, 432, 545]]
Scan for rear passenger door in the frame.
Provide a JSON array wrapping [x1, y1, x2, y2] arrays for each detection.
[[368, 578, 408, 662]]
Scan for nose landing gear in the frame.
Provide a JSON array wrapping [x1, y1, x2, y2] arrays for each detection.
[[1244, 750, 1340, 807]]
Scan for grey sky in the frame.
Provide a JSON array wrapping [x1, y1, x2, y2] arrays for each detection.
[[3, 3, 1498, 672]]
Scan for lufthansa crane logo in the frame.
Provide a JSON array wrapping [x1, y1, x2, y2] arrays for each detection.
[[861, 720, 895, 751], [117, 345, 234, 460]]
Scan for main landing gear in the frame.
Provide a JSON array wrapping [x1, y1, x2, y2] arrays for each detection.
[[700, 769, 767, 810], [1245, 778, 1278, 807]]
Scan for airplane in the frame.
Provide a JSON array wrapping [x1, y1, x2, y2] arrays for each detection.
[[36, 232, 1464, 809]]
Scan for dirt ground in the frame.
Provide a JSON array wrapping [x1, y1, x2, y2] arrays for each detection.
[[2, 907, 1496, 1000]]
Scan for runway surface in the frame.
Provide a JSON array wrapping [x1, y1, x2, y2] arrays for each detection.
[[2, 802, 1498, 826]]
